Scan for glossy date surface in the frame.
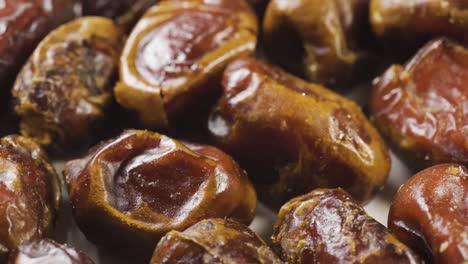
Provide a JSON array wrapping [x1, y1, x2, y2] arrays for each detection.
[[0, 136, 60, 261], [273, 188, 422, 264], [263, 0, 372, 88], [115, 0, 258, 128], [370, 0, 468, 48], [0, 0, 77, 101], [63, 130, 256, 256], [388, 164, 468, 264], [12, 17, 125, 149], [371, 38, 468, 170], [208, 57, 390, 207], [8, 239, 94, 264], [151, 218, 282, 264]]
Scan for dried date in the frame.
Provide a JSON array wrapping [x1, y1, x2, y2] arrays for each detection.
[[272, 188, 423, 264], [63, 130, 256, 257], [208, 57, 390, 208]]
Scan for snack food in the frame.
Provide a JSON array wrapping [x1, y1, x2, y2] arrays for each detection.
[[115, 0, 258, 128], [209, 57, 390, 207], [64, 130, 256, 256], [0, 135, 60, 261], [12, 17, 125, 149]]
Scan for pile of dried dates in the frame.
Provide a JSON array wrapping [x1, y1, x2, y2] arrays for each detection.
[[0, 0, 466, 263]]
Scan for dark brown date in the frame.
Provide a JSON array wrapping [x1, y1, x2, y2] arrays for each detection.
[[272, 188, 423, 264], [8, 239, 94, 264], [263, 0, 373, 88], [12, 17, 125, 149], [370, 38, 468, 171], [115, 0, 258, 128], [0, 135, 60, 261], [389, 164, 468, 264], [208, 57, 390, 208], [63, 130, 256, 257], [0, 0, 77, 95], [370, 0, 468, 49], [151, 218, 282, 264]]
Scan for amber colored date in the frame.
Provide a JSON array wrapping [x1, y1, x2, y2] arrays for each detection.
[[63, 130, 256, 256], [208, 57, 390, 208], [0, 136, 60, 261], [263, 0, 373, 88], [370, 0, 468, 48], [273, 188, 422, 264], [389, 164, 468, 264], [12, 17, 125, 149], [0, 0, 77, 102], [8, 239, 94, 264], [115, 0, 258, 128], [370, 38, 468, 171], [151, 218, 282, 264]]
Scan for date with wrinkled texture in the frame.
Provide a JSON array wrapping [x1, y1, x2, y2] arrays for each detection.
[[263, 0, 373, 88], [0, 0, 77, 105], [63, 130, 256, 257], [151, 218, 282, 264], [12, 17, 125, 149], [208, 57, 390, 208], [8, 239, 94, 264], [389, 164, 468, 264], [371, 38, 468, 171], [115, 0, 258, 128], [273, 188, 423, 264], [370, 0, 468, 49], [0, 135, 60, 261]]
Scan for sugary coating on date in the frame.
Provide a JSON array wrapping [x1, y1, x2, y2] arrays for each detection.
[[64, 130, 256, 255], [151, 218, 282, 264], [0, 135, 60, 261], [389, 164, 468, 264], [12, 17, 125, 149], [273, 188, 422, 264], [371, 38, 468, 170], [115, 0, 258, 128], [8, 239, 94, 264], [208, 57, 390, 207]]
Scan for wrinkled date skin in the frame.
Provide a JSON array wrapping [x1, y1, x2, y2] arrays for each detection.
[[208, 57, 390, 208], [388, 164, 468, 264], [12, 17, 125, 149], [63, 130, 256, 257], [8, 239, 95, 264], [272, 188, 423, 264], [115, 0, 258, 129], [0, 0, 77, 104], [371, 38, 468, 171], [370, 0, 468, 49], [151, 218, 282, 264], [0, 136, 60, 261], [263, 0, 373, 88]]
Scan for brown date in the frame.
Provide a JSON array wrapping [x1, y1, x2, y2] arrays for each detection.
[[63, 130, 256, 257], [0, 135, 60, 261], [12, 17, 125, 149], [208, 57, 390, 208], [8, 239, 94, 264], [0, 0, 77, 105], [263, 0, 373, 88], [370, 0, 468, 50], [151, 218, 282, 264], [388, 164, 468, 264], [370, 38, 468, 171], [115, 0, 258, 129], [272, 188, 423, 264]]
